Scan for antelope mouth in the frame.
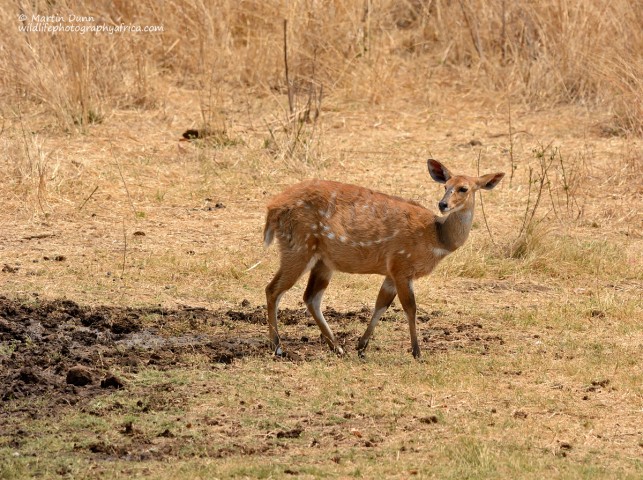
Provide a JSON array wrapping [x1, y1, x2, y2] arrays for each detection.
[[438, 204, 463, 215]]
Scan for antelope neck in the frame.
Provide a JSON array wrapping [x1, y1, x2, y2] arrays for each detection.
[[435, 205, 474, 252]]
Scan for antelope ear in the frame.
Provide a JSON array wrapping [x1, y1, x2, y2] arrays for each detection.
[[477, 172, 505, 190], [427, 159, 452, 184]]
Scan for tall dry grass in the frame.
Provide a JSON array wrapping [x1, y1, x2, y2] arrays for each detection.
[[0, 0, 641, 134]]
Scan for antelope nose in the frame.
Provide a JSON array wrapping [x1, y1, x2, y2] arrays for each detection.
[[438, 201, 448, 212]]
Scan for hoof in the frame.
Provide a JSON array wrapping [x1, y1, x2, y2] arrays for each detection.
[[274, 346, 285, 357], [333, 345, 345, 356], [412, 347, 421, 359]]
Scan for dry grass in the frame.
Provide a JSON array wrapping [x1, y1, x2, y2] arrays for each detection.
[[1, 1, 642, 478], [2, 0, 642, 133]]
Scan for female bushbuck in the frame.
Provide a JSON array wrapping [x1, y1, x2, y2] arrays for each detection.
[[264, 159, 504, 358]]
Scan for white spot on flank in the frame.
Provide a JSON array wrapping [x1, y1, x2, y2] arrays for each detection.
[[326, 232, 335, 240], [406, 253, 411, 258], [322, 224, 331, 231], [311, 224, 318, 231], [296, 200, 304, 206], [312, 244, 317, 250], [305, 233, 310, 240], [398, 249, 405, 255], [339, 235, 347, 243]]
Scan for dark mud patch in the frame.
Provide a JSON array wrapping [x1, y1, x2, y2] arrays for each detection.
[[0, 296, 273, 408], [0, 296, 501, 410]]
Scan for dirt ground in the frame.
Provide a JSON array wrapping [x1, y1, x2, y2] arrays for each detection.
[[0, 295, 503, 403], [1, 295, 508, 463]]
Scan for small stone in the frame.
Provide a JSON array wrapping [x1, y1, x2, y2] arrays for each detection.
[[66, 365, 93, 386], [419, 415, 439, 424], [100, 375, 124, 389], [17, 368, 39, 384]]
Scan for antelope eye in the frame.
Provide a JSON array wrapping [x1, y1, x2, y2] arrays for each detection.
[[458, 187, 469, 193]]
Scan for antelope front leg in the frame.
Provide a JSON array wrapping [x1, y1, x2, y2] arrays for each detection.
[[357, 277, 396, 358], [394, 277, 420, 359]]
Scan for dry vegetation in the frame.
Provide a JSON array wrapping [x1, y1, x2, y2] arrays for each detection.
[[1, 0, 642, 478]]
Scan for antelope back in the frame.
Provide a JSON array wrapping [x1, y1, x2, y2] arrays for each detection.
[[265, 180, 441, 278]]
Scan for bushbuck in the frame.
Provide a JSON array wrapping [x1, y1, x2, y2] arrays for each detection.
[[263, 159, 504, 358]]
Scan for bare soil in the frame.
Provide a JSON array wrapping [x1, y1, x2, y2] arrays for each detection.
[[0, 295, 501, 418], [1, 296, 507, 463]]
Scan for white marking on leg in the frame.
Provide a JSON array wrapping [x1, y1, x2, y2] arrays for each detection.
[[310, 289, 324, 316], [382, 278, 396, 294], [274, 292, 284, 313], [263, 226, 274, 248], [371, 306, 387, 325], [309, 288, 336, 348], [304, 255, 320, 273]]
